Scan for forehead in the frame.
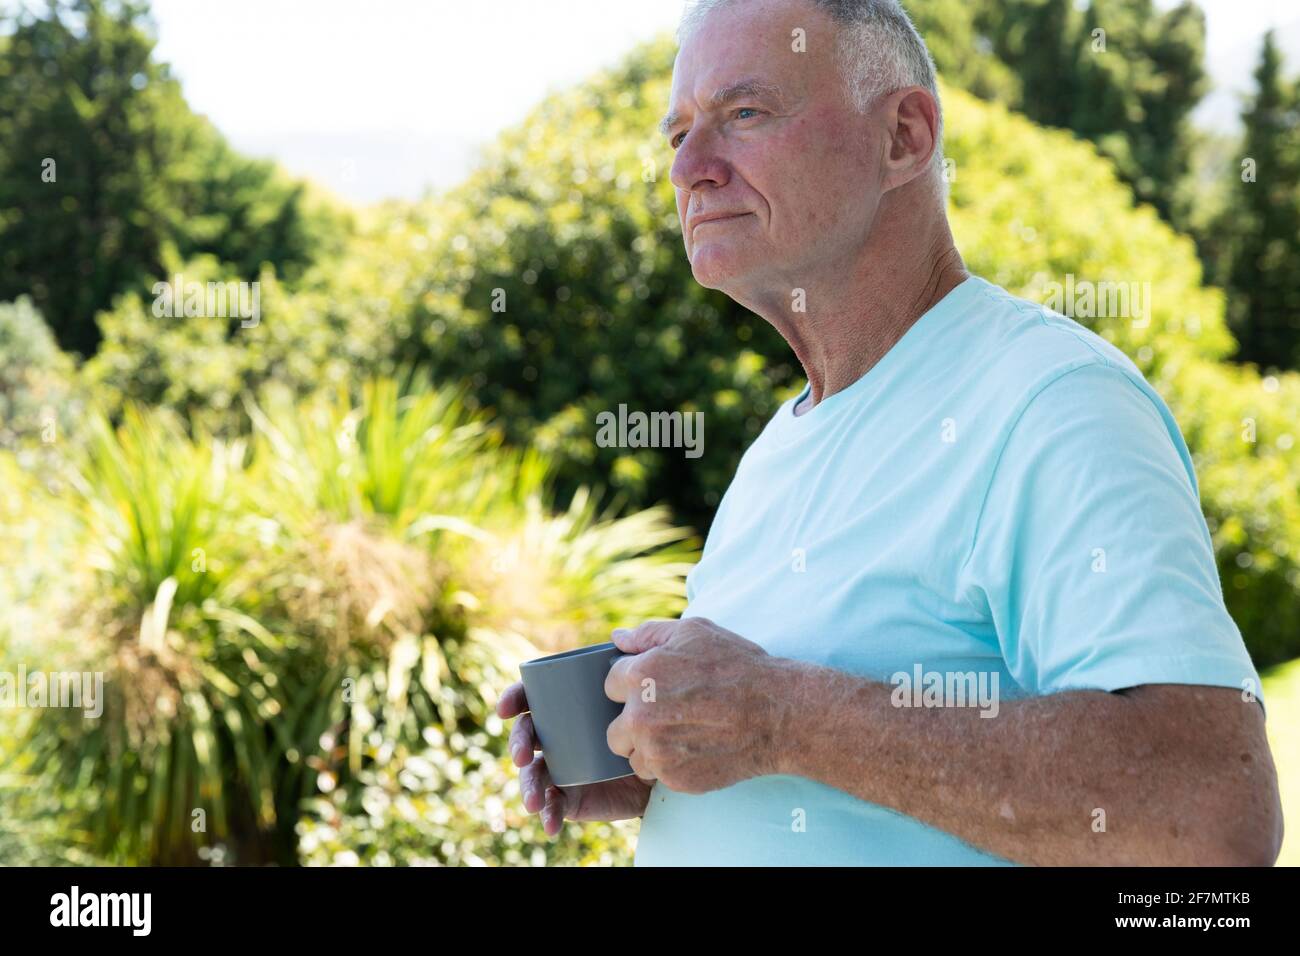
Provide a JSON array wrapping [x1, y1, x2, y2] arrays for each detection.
[[668, 0, 836, 102]]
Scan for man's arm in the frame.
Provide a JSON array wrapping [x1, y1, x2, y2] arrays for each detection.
[[607, 619, 1282, 865], [771, 659, 1283, 866]]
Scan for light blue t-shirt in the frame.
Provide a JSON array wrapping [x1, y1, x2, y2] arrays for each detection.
[[634, 274, 1261, 866]]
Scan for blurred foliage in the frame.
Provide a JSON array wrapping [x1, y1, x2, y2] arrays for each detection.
[[903, 0, 1019, 103], [0, 0, 348, 356], [0, 456, 98, 866], [83, 225, 417, 432], [1204, 31, 1300, 371], [19, 405, 285, 864], [3, 379, 694, 864], [908, 0, 1208, 226], [0, 296, 85, 464], [0, 714, 100, 866], [296, 684, 636, 867]]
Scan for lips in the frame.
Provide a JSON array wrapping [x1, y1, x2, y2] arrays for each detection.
[[689, 212, 750, 234]]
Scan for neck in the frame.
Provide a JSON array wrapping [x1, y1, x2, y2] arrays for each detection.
[[731, 195, 968, 412]]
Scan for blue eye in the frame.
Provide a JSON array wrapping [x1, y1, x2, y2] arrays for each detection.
[[736, 108, 759, 120]]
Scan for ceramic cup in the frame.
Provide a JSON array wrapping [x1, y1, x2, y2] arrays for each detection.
[[519, 642, 635, 787]]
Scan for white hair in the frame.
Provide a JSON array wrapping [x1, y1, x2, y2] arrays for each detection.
[[678, 0, 945, 186]]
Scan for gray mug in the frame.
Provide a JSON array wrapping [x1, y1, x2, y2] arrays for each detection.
[[519, 641, 635, 787]]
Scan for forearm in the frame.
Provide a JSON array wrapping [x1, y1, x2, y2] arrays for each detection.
[[765, 658, 1280, 866]]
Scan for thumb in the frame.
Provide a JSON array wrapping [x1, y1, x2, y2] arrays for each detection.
[[612, 619, 678, 654]]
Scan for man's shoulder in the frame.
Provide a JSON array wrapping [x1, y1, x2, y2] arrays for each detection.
[[960, 276, 1155, 415], [959, 277, 1194, 490], [965, 276, 1134, 371]]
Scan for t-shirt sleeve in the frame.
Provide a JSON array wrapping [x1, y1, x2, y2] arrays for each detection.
[[959, 361, 1263, 706]]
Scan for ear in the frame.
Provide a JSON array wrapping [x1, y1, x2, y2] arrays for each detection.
[[879, 85, 940, 192]]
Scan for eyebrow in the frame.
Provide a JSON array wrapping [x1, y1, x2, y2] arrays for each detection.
[[658, 78, 786, 137]]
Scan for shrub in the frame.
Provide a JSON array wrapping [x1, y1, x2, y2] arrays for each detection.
[[7, 378, 694, 864]]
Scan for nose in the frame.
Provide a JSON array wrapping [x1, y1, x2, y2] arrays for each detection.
[[669, 127, 731, 197]]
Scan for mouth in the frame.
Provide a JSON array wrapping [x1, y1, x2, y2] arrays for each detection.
[[691, 212, 751, 235]]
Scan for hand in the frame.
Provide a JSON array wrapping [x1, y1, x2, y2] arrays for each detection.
[[605, 617, 792, 795], [495, 681, 653, 837]]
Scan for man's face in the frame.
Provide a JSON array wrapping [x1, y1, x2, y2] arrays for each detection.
[[663, 0, 880, 295]]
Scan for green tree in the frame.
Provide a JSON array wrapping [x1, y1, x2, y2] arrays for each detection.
[[1215, 32, 1300, 370], [0, 0, 343, 356], [954, 0, 1209, 223], [902, 0, 1020, 103]]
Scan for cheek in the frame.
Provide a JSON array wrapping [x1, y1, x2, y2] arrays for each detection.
[[763, 118, 873, 234], [740, 128, 827, 231]]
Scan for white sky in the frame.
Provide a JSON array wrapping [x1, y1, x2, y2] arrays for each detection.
[[147, 0, 1300, 205]]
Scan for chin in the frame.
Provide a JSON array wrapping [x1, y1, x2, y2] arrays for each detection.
[[688, 244, 757, 290]]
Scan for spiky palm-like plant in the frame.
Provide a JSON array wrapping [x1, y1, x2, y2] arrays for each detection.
[[19, 406, 295, 863], [17, 378, 698, 865], [245, 378, 697, 865]]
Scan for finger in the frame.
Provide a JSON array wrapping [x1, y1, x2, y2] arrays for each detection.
[[628, 747, 657, 784], [605, 656, 632, 704], [611, 619, 678, 654], [496, 681, 528, 718], [509, 712, 539, 767], [606, 708, 633, 758], [541, 783, 569, 837], [520, 755, 553, 814]]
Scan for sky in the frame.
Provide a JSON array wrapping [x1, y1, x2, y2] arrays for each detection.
[[146, 0, 1300, 205]]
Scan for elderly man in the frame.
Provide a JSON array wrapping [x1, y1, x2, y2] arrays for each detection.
[[497, 0, 1283, 865]]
